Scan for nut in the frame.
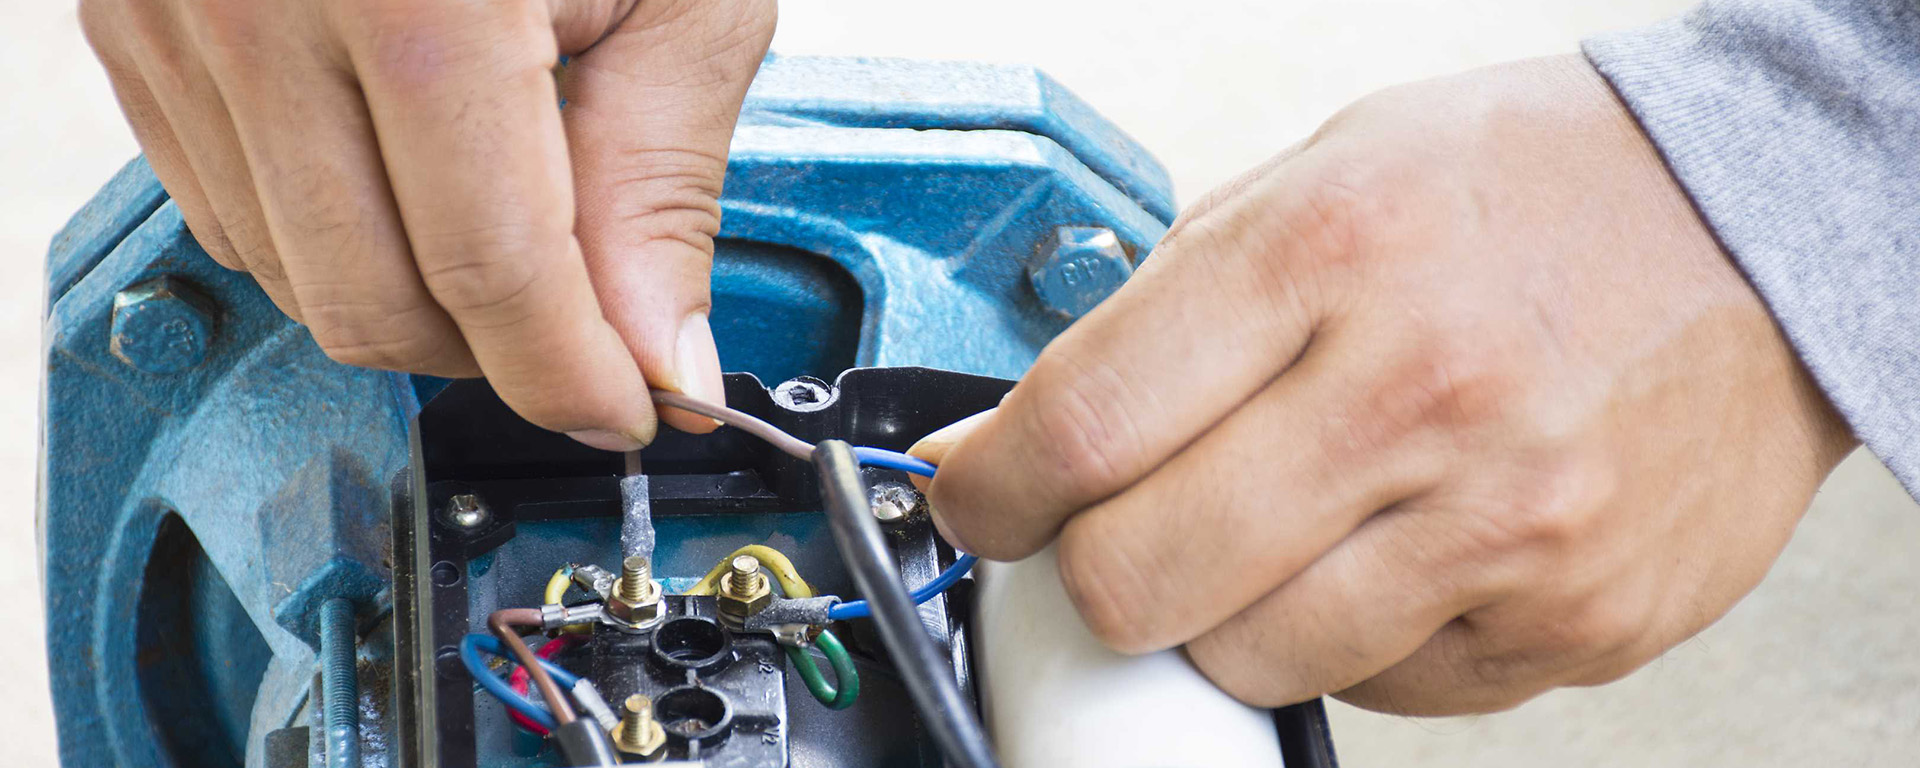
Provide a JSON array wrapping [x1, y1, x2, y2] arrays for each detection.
[[613, 695, 667, 757], [109, 275, 219, 374], [716, 555, 772, 627], [606, 555, 664, 631], [1028, 226, 1134, 318]]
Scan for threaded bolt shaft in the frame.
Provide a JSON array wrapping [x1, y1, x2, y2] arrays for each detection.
[[726, 555, 762, 596], [625, 694, 653, 722], [616, 694, 663, 755], [617, 555, 654, 603], [318, 598, 360, 768]]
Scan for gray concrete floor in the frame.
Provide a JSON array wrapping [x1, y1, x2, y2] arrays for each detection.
[[5, 0, 1916, 764]]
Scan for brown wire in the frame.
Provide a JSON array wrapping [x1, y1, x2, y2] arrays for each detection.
[[489, 609, 577, 725], [651, 390, 816, 460]]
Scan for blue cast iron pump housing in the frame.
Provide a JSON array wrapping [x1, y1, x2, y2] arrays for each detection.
[[41, 55, 1337, 767]]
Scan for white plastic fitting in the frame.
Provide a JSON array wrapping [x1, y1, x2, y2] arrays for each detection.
[[974, 546, 1285, 768]]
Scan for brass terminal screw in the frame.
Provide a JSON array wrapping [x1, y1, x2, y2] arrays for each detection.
[[606, 555, 664, 630], [725, 555, 764, 596], [613, 694, 667, 757], [616, 555, 657, 604], [716, 555, 773, 626]]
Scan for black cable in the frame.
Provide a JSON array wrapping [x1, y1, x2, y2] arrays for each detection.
[[551, 719, 620, 767], [811, 440, 1000, 768]]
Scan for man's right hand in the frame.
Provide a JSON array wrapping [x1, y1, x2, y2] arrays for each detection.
[[80, 0, 777, 449]]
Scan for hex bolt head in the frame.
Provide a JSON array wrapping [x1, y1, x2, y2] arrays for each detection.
[[1028, 226, 1134, 319], [109, 276, 219, 374]]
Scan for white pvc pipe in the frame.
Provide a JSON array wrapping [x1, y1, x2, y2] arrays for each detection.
[[974, 546, 1286, 768]]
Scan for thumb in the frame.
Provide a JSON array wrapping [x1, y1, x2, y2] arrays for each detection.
[[909, 409, 998, 468], [909, 409, 998, 554], [555, 0, 776, 432]]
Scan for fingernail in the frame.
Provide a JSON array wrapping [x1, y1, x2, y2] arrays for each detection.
[[673, 313, 726, 427], [908, 408, 997, 464], [566, 429, 645, 452]]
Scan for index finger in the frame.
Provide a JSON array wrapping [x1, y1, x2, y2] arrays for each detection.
[[920, 157, 1359, 560], [334, 0, 655, 445]]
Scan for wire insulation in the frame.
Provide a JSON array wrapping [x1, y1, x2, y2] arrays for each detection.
[[651, 390, 815, 460], [637, 393, 994, 765], [786, 630, 861, 709], [490, 609, 577, 725], [543, 567, 573, 605], [685, 544, 817, 598], [828, 554, 978, 620], [460, 634, 557, 731], [851, 446, 940, 478], [507, 634, 585, 734], [829, 446, 969, 620], [813, 440, 999, 768]]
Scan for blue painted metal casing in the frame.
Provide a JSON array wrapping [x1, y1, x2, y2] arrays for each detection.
[[40, 54, 1173, 767]]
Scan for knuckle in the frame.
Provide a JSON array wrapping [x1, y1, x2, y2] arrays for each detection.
[[307, 302, 448, 371], [77, 0, 119, 51], [220, 214, 281, 270], [188, 0, 270, 57], [1019, 350, 1149, 505], [1287, 165, 1372, 261], [1552, 597, 1652, 657], [583, 149, 727, 254], [1366, 342, 1513, 441], [619, 0, 777, 64], [318, 334, 428, 372], [1471, 458, 1614, 555], [353, 0, 554, 86], [1163, 163, 1370, 331], [416, 225, 554, 323], [1055, 527, 1160, 654], [184, 216, 241, 264]]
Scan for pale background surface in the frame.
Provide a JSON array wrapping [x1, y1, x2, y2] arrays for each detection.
[[6, 0, 1917, 765]]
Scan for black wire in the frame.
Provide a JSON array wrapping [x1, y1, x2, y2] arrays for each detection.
[[811, 440, 1000, 768], [551, 719, 620, 767]]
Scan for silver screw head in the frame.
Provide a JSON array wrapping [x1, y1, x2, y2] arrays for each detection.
[[869, 481, 925, 523], [1029, 226, 1134, 318], [444, 493, 489, 529], [772, 377, 835, 412]]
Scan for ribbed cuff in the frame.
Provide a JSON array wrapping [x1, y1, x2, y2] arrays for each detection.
[[1584, 0, 1920, 497]]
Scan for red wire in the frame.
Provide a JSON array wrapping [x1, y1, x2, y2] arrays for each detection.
[[507, 633, 584, 735]]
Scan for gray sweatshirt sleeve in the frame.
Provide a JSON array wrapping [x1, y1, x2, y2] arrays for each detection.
[[1583, 0, 1920, 498]]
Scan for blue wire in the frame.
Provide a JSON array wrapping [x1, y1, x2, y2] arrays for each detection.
[[829, 447, 970, 621], [852, 446, 938, 478], [828, 554, 978, 620], [459, 635, 556, 730], [459, 634, 585, 732], [465, 634, 582, 687]]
